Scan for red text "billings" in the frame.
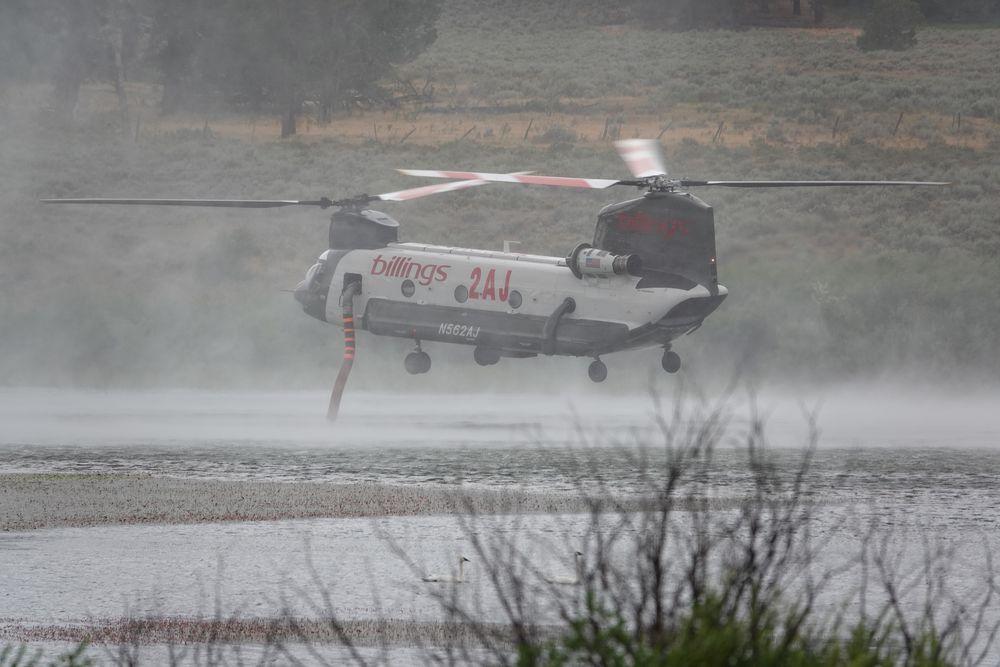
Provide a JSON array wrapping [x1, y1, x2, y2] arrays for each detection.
[[370, 255, 450, 285]]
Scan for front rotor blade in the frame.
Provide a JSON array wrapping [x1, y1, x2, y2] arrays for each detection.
[[377, 179, 489, 201], [614, 139, 667, 178], [398, 169, 622, 189], [376, 172, 532, 202], [40, 198, 337, 208], [679, 180, 950, 188]]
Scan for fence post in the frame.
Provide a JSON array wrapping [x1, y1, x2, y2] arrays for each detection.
[[399, 127, 417, 145], [712, 121, 725, 144]]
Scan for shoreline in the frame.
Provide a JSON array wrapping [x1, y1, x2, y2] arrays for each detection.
[[0, 473, 758, 532], [0, 616, 533, 649]]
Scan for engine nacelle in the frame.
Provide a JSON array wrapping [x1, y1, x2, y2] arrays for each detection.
[[566, 243, 642, 279]]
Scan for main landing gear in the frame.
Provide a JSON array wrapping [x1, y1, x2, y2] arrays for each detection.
[[586, 348, 680, 383], [404, 341, 431, 375], [661, 347, 681, 374], [474, 346, 501, 366], [588, 358, 608, 383]]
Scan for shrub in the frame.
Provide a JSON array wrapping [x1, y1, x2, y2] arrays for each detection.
[[394, 396, 1000, 666], [0, 643, 91, 666], [533, 593, 953, 665], [534, 125, 577, 146]]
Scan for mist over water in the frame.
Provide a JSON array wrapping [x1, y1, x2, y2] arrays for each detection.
[[2, 386, 999, 450], [2, 386, 999, 502]]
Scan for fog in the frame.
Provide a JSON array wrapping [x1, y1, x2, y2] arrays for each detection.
[[3, 386, 999, 451]]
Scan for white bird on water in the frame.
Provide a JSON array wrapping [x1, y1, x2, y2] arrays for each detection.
[[422, 556, 470, 583], [543, 551, 583, 586]]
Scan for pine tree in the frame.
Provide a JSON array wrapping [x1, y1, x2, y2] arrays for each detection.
[[857, 0, 924, 51]]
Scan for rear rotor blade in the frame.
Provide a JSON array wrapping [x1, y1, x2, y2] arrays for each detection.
[[398, 169, 622, 189], [679, 180, 950, 188], [614, 139, 667, 178], [40, 197, 340, 208]]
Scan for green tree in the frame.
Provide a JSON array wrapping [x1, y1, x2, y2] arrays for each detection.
[[643, 0, 744, 29], [918, 0, 999, 20], [810, 0, 826, 23], [857, 0, 924, 51], [150, 0, 440, 136], [147, 0, 202, 114], [0, 0, 39, 91], [9, 0, 144, 123], [36, 2, 107, 119]]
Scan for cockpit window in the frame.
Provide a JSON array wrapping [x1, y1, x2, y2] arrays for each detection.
[[304, 263, 321, 286]]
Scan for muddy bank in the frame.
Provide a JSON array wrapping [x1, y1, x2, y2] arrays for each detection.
[[0, 474, 578, 531], [2, 474, 760, 531], [0, 616, 533, 649]]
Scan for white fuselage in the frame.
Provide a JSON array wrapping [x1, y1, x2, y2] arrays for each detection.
[[316, 242, 726, 356]]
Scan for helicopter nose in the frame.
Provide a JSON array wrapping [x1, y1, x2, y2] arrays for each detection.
[[295, 262, 329, 322], [293, 279, 311, 307], [295, 279, 328, 322]]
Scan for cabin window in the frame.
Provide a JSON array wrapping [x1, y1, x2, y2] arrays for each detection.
[[454, 285, 469, 303], [401, 280, 415, 298], [508, 290, 522, 309]]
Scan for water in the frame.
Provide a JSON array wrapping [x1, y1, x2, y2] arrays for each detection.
[[2, 388, 1000, 663]]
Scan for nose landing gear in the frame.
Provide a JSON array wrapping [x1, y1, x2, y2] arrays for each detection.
[[405, 341, 432, 375], [588, 358, 608, 383]]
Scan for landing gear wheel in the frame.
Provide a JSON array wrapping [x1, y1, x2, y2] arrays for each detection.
[[474, 347, 501, 366], [588, 359, 608, 383], [405, 351, 431, 375], [661, 350, 681, 374]]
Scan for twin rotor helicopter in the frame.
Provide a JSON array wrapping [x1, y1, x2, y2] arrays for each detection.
[[44, 139, 946, 418]]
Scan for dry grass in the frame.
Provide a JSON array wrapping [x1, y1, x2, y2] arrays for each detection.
[[88, 82, 996, 151], [0, 474, 755, 532], [154, 109, 995, 151]]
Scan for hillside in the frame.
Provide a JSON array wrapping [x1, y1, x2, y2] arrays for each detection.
[[1, 2, 998, 388]]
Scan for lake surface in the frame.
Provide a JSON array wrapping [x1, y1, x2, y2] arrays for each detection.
[[2, 388, 999, 663]]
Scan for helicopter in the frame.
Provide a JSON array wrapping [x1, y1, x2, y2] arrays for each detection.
[[43, 139, 946, 418]]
